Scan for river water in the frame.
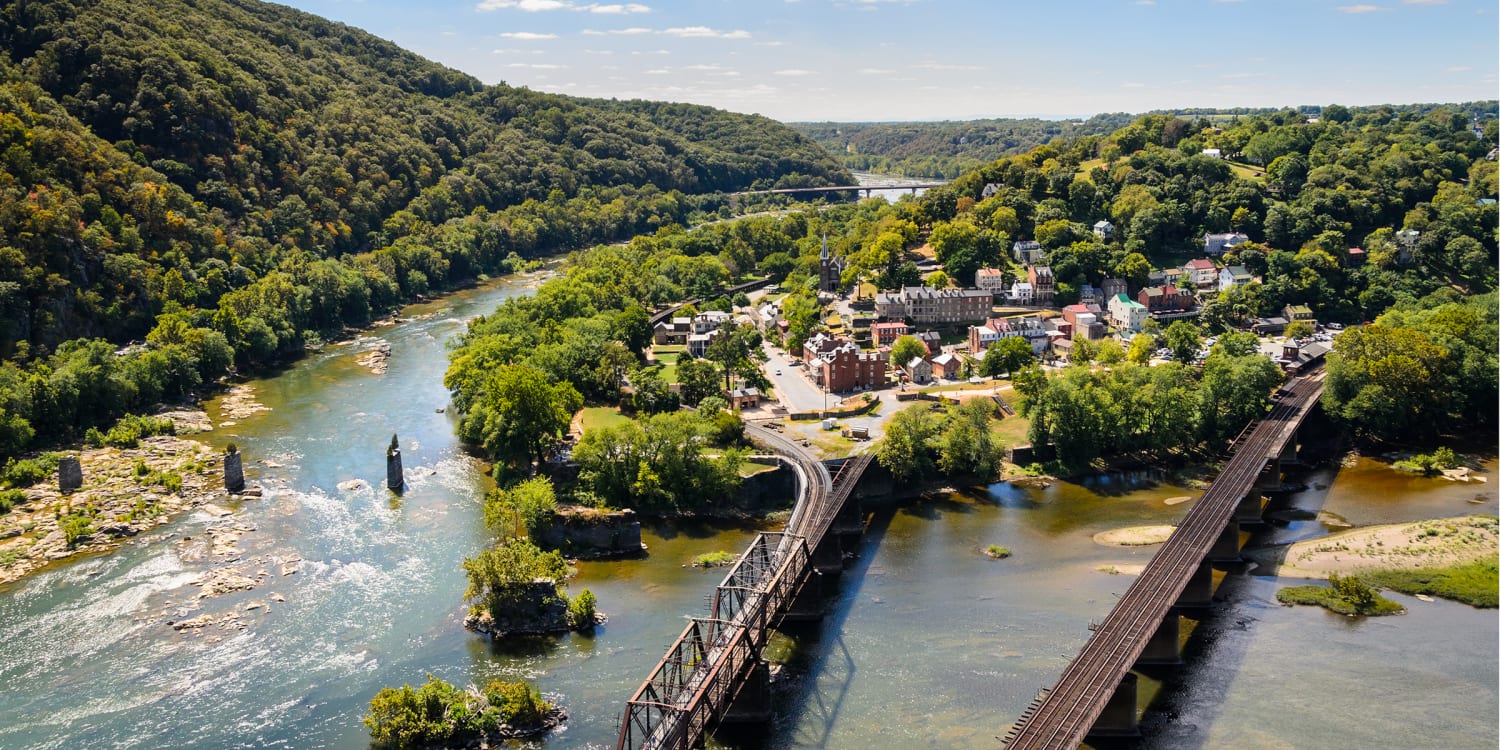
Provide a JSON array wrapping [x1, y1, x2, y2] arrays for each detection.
[[0, 273, 1493, 749]]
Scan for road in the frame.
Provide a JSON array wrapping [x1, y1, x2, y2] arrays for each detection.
[[761, 341, 834, 413]]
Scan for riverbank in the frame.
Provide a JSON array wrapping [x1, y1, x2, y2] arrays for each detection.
[[0, 409, 229, 586]]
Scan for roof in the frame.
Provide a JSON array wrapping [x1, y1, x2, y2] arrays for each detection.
[[1223, 265, 1252, 279], [871, 321, 908, 330], [976, 267, 1005, 278], [906, 357, 929, 369], [1347, 247, 1366, 255], [1093, 220, 1113, 229], [931, 353, 958, 366], [1184, 258, 1217, 271]]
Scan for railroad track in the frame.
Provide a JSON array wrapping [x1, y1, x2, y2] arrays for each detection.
[[1003, 371, 1325, 749]]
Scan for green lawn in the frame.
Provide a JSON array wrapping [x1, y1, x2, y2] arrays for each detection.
[[578, 406, 634, 434], [1224, 159, 1264, 181], [991, 411, 1032, 447]]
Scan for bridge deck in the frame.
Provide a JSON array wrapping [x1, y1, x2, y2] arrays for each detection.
[[1003, 371, 1326, 750], [616, 424, 870, 750]]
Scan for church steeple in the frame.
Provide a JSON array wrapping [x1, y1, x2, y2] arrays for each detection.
[[820, 231, 829, 261]]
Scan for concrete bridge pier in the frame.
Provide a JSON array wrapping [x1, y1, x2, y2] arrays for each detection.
[[1088, 672, 1141, 739], [1175, 562, 1216, 609], [811, 536, 844, 575], [782, 570, 827, 623], [1136, 615, 1182, 666], [722, 660, 772, 723], [1234, 492, 1266, 525], [1207, 520, 1242, 563]]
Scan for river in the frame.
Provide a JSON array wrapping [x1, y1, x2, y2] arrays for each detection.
[[0, 272, 1493, 749]]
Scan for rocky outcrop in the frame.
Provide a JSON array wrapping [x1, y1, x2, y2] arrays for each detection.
[[531, 507, 644, 558], [463, 580, 569, 637], [58, 456, 82, 493]]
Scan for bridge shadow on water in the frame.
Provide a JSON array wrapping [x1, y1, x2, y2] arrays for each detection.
[[1119, 443, 1348, 750], [717, 503, 898, 750]]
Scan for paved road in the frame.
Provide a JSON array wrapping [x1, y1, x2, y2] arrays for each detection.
[[761, 342, 832, 413]]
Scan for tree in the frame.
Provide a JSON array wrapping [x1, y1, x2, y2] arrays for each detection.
[[982, 336, 1034, 378], [676, 356, 722, 406], [936, 399, 1005, 479], [614, 304, 653, 355], [1164, 320, 1203, 363], [1096, 338, 1125, 366], [875, 406, 938, 482], [890, 335, 927, 369], [484, 476, 558, 538], [1284, 319, 1315, 340], [1323, 323, 1451, 442], [1126, 334, 1154, 364], [457, 364, 582, 473], [462, 538, 569, 620]]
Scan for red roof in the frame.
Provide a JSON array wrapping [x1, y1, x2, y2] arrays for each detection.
[[1184, 258, 1216, 270]]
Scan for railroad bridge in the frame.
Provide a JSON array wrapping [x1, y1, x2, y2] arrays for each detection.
[[615, 423, 873, 750], [1002, 369, 1327, 748], [726, 183, 945, 207]]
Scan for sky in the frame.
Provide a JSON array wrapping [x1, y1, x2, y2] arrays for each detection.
[[277, 0, 1498, 122]]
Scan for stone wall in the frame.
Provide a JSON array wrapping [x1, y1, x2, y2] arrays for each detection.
[[531, 507, 644, 558]]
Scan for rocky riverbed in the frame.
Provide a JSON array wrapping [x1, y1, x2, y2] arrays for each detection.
[[0, 409, 252, 587]]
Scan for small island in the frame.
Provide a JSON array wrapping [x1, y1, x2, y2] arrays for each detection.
[[1277, 573, 1405, 616], [1256, 515, 1498, 608], [364, 674, 565, 748]]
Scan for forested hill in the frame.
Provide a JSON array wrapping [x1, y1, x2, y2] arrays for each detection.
[[790, 115, 1137, 179], [0, 0, 849, 353]]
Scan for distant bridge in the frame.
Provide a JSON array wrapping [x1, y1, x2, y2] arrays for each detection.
[[1002, 370, 1327, 748], [728, 183, 946, 201], [615, 424, 873, 750]]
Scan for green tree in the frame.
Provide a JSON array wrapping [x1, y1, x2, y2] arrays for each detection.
[[457, 364, 582, 473], [1164, 320, 1203, 363], [1284, 319, 1315, 339], [483, 476, 558, 539], [936, 399, 1005, 479], [982, 336, 1035, 378], [676, 356, 722, 406], [1324, 323, 1451, 442], [890, 335, 927, 369], [875, 406, 938, 482], [1126, 334, 1154, 364], [462, 538, 569, 621]]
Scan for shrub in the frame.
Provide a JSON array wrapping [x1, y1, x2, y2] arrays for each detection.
[[0, 488, 24, 514], [61, 515, 94, 548], [2, 454, 59, 488], [160, 471, 183, 494], [692, 550, 737, 568], [484, 679, 551, 727], [985, 544, 1012, 559], [567, 589, 597, 630]]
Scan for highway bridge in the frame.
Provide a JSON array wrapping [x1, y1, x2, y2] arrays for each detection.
[[728, 183, 945, 200]]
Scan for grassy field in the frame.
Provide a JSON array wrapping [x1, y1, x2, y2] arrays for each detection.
[[1361, 559, 1499, 608], [577, 406, 634, 434], [991, 411, 1032, 447]]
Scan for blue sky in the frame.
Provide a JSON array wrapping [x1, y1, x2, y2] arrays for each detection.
[[278, 0, 1497, 122]]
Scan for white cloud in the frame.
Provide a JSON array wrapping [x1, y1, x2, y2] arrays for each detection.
[[583, 49, 614, 54], [507, 63, 568, 69], [1336, 4, 1385, 12], [582, 27, 653, 35], [915, 61, 982, 71], [859, 68, 894, 75], [477, 0, 650, 11], [582, 3, 651, 12], [663, 26, 752, 39], [1135, 0, 1155, 5], [756, 41, 788, 47], [644, 68, 671, 75], [774, 69, 814, 76], [1402, 0, 1447, 4], [498, 31, 559, 39], [478, 0, 568, 10]]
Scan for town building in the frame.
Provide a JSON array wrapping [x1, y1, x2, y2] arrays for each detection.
[[975, 267, 1007, 296], [815, 343, 888, 393], [1107, 293, 1149, 332], [915, 330, 943, 355], [1202, 232, 1249, 256], [727, 387, 762, 411], [1346, 247, 1366, 266], [1101, 277, 1130, 300], [1182, 258, 1219, 290], [870, 321, 910, 348], [652, 316, 691, 346], [968, 316, 1049, 355], [1027, 265, 1056, 306], [1078, 284, 1103, 306], [1007, 281, 1034, 305], [687, 329, 722, 358], [1012, 240, 1045, 264], [692, 310, 732, 334], [929, 352, 962, 380], [1217, 265, 1253, 292], [818, 234, 845, 293], [1283, 304, 1315, 322], [1093, 220, 1114, 241], [1138, 285, 1195, 314], [878, 286, 992, 324], [902, 356, 932, 385]]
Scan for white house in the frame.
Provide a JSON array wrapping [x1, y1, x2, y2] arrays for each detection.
[[1012, 240, 1045, 264], [1092, 220, 1114, 241], [1182, 258, 1219, 290], [1107, 293, 1149, 332], [1202, 232, 1249, 256], [1217, 265, 1253, 292], [692, 310, 732, 334], [1202, 148, 1223, 159], [1008, 281, 1034, 305], [974, 267, 1007, 295]]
